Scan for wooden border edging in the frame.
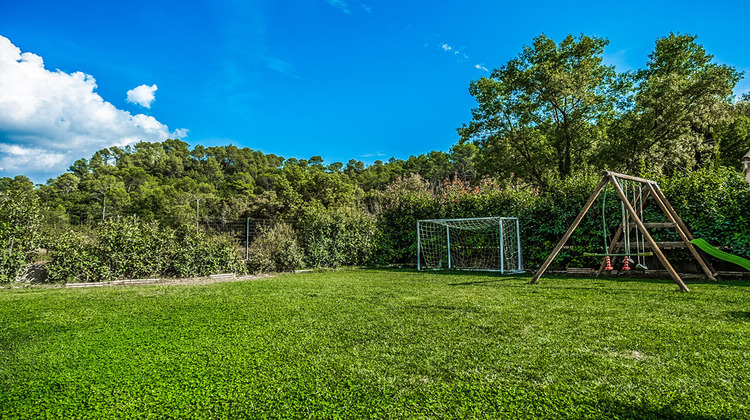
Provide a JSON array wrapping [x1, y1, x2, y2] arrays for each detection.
[[66, 278, 160, 288]]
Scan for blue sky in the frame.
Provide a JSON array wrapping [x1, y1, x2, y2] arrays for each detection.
[[1, 0, 749, 183]]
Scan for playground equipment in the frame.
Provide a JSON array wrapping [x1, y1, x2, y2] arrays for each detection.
[[531, 172, 718, 292], [690, 239, 750, 271]]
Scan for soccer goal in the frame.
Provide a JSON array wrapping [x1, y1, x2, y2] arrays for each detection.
[[417, 217, 523, 273]]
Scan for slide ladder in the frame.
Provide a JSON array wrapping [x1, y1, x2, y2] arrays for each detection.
[[690, 239, 750, 271]]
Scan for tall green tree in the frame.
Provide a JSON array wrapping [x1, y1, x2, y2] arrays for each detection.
[[459, 34, 626, 188], [714, 94, 750, 170], [607, 33, 742, 175]]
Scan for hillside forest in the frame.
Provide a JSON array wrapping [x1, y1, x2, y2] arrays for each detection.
[[2, 33, 750, 283]]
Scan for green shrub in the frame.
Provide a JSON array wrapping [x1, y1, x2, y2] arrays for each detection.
[[172, 231, 247, 277], [0, 188, 43, 282], [46, 228, 110, 283], [659, 167, 750, 259], [246, 223, 302, 273], [98, 218, 175, 279], [297, 206, 376, 268], [47, 220, 246, 282]]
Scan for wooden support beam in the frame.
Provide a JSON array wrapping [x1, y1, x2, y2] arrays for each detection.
[[530, 176, 609, 284], [614, 241, 688, 249], [643, 222, 677, 228], [609, 175, 690, 292], [647, 184, 716, 280], [602, 171, 658, 185]]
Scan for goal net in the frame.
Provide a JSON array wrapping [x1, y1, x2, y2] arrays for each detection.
[[417, 217, 523, 273]]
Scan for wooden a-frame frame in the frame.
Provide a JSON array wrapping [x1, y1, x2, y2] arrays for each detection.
[[530, 172, 716, 292]]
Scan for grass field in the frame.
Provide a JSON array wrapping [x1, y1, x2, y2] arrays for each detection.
[[1, 269, 749, 419]]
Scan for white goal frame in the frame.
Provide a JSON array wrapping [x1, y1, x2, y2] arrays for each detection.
[[417, 217, 523, 273]]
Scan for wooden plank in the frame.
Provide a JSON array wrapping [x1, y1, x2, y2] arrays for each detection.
[[531, 176, 610, 285], [609, 175, 690, 292], [602, 171, 657, 185], [66, 282, 108, 288], [614, 241, 688, 249], [643, 222, 677, 228], [567, 268, 594, 274]]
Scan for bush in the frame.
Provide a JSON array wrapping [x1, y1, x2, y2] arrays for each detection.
[[172, 231, 247, 277], [297, 206, 376, 268], [46, 220, 247, 282], [98, 218, 175, 279], [46, 228, 110, 283], [246, 223, 303, 273], [0, 188, 43, 282]]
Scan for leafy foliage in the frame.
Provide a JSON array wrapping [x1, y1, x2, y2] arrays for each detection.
[[246, 223, 303, 273], [46, 219, 246, 282], [297, 206, 376, 268], [459, 34, 627, 187], [172, 231, 248, 278], [0, 180, 43, 282], [373, 167, 750, 271], [606, 33, 742, 175]]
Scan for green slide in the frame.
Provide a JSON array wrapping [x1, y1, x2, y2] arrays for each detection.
[[690, 238, 750, 271]]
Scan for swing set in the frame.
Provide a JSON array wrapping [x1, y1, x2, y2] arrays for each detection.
[[531, 172, 717, 292]]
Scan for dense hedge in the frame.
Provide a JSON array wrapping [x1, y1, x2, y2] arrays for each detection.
[[296, 206, 376, 268], [45, 218, 247, 282], [370, 168, 750, 271], [13, 167, 749, 281]]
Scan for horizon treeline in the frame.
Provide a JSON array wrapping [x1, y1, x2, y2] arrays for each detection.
[[1, 32, 749, 226]]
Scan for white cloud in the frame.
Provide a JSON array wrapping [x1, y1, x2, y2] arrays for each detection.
[[439, 41, 488, 72], [325, 0, 350, 13], [0, 35, 186, 179], [126, 84, 158, 108], [361, 152, 385, 158], [361, 4, 373, 13]]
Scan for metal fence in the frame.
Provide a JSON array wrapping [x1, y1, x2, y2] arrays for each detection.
[[201, 218, 280, 260]]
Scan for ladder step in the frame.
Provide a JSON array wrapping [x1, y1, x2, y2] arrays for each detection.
[[615, 241, 687, 249], [643, 222, 677, 228]]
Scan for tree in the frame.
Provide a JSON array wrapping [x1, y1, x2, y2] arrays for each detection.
[[449, 143, 478, 183], [0, 184, 42, 282], [715, 96, 750, 169], [607, 33, 742, 175], [459, 34, 626, 188], [87, 175, 126, 221]]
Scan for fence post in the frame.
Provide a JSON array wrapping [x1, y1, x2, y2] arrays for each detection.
[[245, 218, 250, 261]]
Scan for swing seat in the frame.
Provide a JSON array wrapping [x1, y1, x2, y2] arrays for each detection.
[[583, 252, 654, 257]]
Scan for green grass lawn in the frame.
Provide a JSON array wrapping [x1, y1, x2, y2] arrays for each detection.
[[1, 270, 749, 419]]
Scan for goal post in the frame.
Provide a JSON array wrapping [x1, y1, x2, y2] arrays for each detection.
[[417, 217, 523, 273]]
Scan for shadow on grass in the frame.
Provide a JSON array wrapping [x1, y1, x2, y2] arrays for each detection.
[[366, 267, 750, 290], [726, 311, 750, 321], [600, 400, 732, 420]]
